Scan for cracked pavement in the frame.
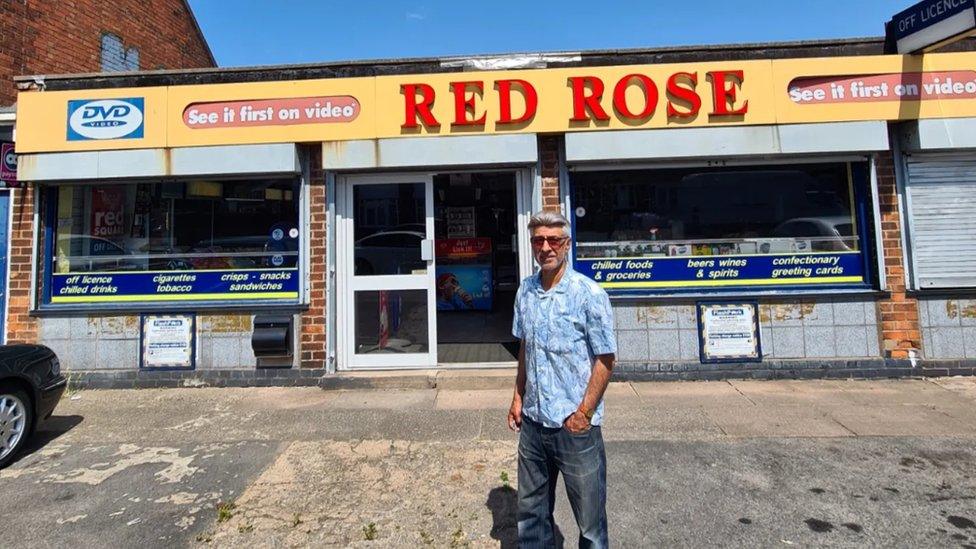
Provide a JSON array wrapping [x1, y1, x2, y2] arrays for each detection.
[[2, 378, 976, 547]]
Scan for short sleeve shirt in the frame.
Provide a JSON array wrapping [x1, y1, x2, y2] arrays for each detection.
[[513, 266, 616, 428]]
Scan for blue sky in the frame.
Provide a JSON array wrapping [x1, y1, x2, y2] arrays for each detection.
[[188, 1, 910, 67]]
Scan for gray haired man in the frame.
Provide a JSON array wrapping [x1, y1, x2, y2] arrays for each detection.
[[508, 210, 617, 548]]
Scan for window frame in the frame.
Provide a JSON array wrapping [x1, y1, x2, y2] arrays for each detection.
[[567, 157, 877, 297], [37, 176, 306, 312]]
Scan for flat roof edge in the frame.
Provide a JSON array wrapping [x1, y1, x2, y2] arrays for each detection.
[[13, 35, 887, 85]]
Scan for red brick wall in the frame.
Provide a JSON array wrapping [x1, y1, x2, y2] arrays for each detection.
[[540, 135, 561, 212], [0, 0, 214, 105], [5, 185, 36, 343], [301, 146, 328, 369], [875, 152, 922, 359]]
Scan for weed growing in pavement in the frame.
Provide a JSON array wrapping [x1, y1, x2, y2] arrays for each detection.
[[451, 524, 467, 547], [500, 471, 510, 488], [195, 531, 213, 543], [291, 513, 302, 527], [216, 501, 237, 523], [362, 522, 377, 540], [64, 371, 83, 398], [419, 530, 434, 545], [237, 523, 253, 534]]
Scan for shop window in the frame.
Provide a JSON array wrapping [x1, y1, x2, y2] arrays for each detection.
[[570, 162, 873, 294], [42, 178, 301, 307]]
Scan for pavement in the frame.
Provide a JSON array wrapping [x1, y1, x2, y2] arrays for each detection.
[[2, 376, 976, 547]]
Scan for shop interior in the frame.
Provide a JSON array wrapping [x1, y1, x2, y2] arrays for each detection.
[[433, 172, 520, 363]]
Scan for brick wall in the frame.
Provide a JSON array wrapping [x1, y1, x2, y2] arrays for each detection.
[[539, 135, 562, 212], [3, 0, 213, 344], [875, 152, 922, 359], [300, 146, 328, 369], [0, 0, 214, 105], [6, 185, 36, 343]]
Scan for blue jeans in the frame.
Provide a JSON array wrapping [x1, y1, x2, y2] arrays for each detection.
[[517, 416, 608, 548]]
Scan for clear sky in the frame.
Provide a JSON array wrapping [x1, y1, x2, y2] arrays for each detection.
[[187, 1, 910, 67]]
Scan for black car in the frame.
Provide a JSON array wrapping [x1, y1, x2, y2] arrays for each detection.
[[0, 345, 66, 468]]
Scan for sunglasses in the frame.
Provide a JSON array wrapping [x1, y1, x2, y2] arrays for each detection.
[[530, 236, 569, 248]]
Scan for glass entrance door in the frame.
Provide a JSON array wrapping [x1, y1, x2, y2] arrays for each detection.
[[338, 175, 437, 368]]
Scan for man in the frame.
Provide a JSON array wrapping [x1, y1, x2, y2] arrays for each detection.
[[508, 210, 616, 548]]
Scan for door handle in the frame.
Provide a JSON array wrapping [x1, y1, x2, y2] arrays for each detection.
[[420, 239, 434, 262]]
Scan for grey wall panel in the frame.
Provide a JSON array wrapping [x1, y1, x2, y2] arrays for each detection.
[[901, 118, 976, 151], [566, 126, 779, 162], [777, 121, 889, 153], [170, 143, 300, 176], [322, 134, 538, 170], [19, 151, 101, 181], [566, 122, 889, 163], [21, 143, 300, 182]]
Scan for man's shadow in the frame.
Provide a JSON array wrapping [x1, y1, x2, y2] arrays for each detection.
[[487, 486, 564, 549]]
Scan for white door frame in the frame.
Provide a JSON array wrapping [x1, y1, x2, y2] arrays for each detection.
[[334, 167, 536, 370], [336, 173, 437, 370]]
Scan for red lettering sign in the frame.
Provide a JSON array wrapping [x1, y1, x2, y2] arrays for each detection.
[[568, 76, 610, 122], [401, 83, 440, 128], [707, 70, 748, 115], [666, 72, 702, 118], [495, 79, 538, 124], [436, 237, 493, 258], [612, 74, 658, 120], [450, 81, 487, 126]]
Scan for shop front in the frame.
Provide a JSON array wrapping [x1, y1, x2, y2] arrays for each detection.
[[9, 41, 976, 382], [896, 117, 976, 360]]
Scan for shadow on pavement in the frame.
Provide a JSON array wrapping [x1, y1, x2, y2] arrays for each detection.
[[486, 485, 566, 548], [10, 414, 84, 466]]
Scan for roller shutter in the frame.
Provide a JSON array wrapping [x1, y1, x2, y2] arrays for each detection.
[[905, 152, 976, 288]]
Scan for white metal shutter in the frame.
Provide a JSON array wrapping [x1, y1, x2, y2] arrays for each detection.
[[905, 152, 976, 288]]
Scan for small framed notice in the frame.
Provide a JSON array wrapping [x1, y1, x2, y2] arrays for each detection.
[[696, 301, 762, 364], [140, 314, 196, 370]]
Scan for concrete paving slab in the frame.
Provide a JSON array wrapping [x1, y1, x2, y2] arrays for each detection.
[[435, 368, 516, 390], [602, 382, 642, 407], [435, 389, 513, 410], [327, 389, 438, 410], [728, 379, 969, 410], [631, 381, 747, 405], [826, 406, 976, 437], [930, 377, 976, 400], [322, 370, 438, 390], [704, 405, 855, 438], [603, 406, 725, 441]]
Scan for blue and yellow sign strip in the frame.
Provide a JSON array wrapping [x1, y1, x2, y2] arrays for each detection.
[[50, 268, 300, 304], [574, 252, 865, 290]]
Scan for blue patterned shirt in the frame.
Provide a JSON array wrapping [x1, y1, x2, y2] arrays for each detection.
[[513, 266, 617, 428]]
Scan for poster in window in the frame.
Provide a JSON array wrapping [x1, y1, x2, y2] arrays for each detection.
[[140, 314, 196, 370], [1, 142, 17, 187], [90, 187, 126, 239], [446, 207, 476, 238], [696, 301, 762, 363]]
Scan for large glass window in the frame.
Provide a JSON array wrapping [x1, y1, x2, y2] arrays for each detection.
[[571, 162, 871, 293], [44, 178, 301, 306]]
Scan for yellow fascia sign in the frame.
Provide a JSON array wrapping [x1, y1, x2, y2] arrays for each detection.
[[14, 51, 976, 153]]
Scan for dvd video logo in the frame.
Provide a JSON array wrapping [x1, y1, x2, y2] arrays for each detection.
[[67, 98, 145, 140]]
